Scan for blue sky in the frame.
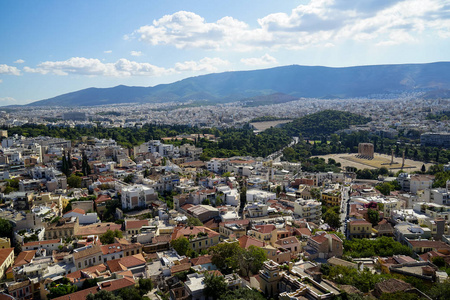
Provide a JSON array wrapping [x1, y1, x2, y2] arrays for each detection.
[[1, 0, 450, 105]]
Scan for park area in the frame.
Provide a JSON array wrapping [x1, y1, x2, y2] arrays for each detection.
[[314, 153, 434, 172]]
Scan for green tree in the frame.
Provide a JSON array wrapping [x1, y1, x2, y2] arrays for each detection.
[[67, 174, 82, 188], [47, 279, 78, 299], [138, 278, 153, 294], [239, 245, 267, 276], [187, 216, 203, 226], [100, 229, 123, 244], [82, 152, 91, 176], [123, 174, 134, 184], [86, 290, 121, 300], [203, 272, 228, 300], [209, 242, 241, 273], [428, 279, 450, 300], [170, 236, 191, 256], [0, 218, 13, 239], [239, 186, 247, 211], [323, 207, 341, 229], [375, 182, 392, 196], [118, 287, 141, 300], [220, 288, 266, 300], [368, 208, 379, 226]]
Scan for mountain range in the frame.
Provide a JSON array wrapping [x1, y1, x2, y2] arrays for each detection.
[[26, 62, 450, 107]]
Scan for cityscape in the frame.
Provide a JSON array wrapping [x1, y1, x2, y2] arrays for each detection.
[[1, 1, 450, 300]]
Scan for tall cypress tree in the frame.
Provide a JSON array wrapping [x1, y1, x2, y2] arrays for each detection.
[[67, 151, 73, 169]]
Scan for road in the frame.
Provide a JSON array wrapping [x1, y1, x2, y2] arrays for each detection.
[[339, 185, 350, 236], [265, 136, 299, 162]]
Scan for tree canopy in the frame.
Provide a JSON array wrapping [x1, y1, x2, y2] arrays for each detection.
[[99, 229, 123, 244], [170, 236, 191, 256], [344, 236, 412, 258], [203, 272, 228, 300]]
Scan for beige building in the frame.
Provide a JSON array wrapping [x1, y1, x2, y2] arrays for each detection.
[[0, 237, 11, 249], [294, 199, 322, 224], [73, 244, 103, 270], [171, 225, 220, 252], [248, 225, 277, 246], [348, 219, 372, 239], [259, 260, 282, 298], [45, 217, 79, 240], [0, 248, 14, 280]]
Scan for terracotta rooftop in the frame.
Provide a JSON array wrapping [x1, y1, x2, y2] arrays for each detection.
[[238, 235, 265, 249], [14, 250, 36, 267], [171, 225, 219, 240], [310, 233, 328, 244], [66, 263, 108, 282], [101, 243, 123, 255], [73, 245, 102, 260], [374, 278, 413, 293], [171, 262, 192, 274], [0, 248, 14, 265], [76, 223, 122, 236], [190, 255, 212, 266], [64, 208, 86, 216], [408, 240, 450, 250], [254, 224, 276, 234], [349, 219, 371, 225], [106, 259, 127, 273], [276, 237, 300, 247], [125, 219, 150, 230]]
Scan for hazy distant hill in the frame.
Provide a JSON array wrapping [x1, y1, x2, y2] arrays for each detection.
[[27, 62, 450, 107]]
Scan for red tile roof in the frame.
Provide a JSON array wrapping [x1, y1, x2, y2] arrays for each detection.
[[125, 220, 149, 230], [53, 287, 98, 300], [0, 248, 13, 266], [190, 255, 212, 266], [171, 262, 192, 274], [14, 250, 36, 267], [238, 235, 265, 249], [64, 208, 86, 216], [171, 226, 220, 240], [76, 223, 122, 236], [310, 233, 328, 244], [66, 264, 108, 282], [106, 259, 127, 273], [254, 224, 276, 234], [349, 219, 371, 225], [23, 239, 61, 247], [101, 243, 123, 255]]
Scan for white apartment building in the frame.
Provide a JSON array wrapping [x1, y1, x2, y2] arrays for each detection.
[[121, 184, 156, 210], [294, 198, 322, 224]]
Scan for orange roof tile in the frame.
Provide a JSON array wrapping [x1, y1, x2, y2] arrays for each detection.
[[14, 250, 36, 267], [0, 248, 14, 266], [238, 235, 265, 249]]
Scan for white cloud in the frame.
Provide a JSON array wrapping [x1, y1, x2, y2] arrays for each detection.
[[241, 54, 278, 66], [0, 79, 2, 83], [0, 64, 21, 75], [129, 0, 450, 50], [130, 51, 142, 57], [104, 50, 112, 54], [0, 97, 18, 106], [23, 57, 167, 77], [22, 56, 230, 77], [14, 59, 25, 64], [174, 57, 230, 72]]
